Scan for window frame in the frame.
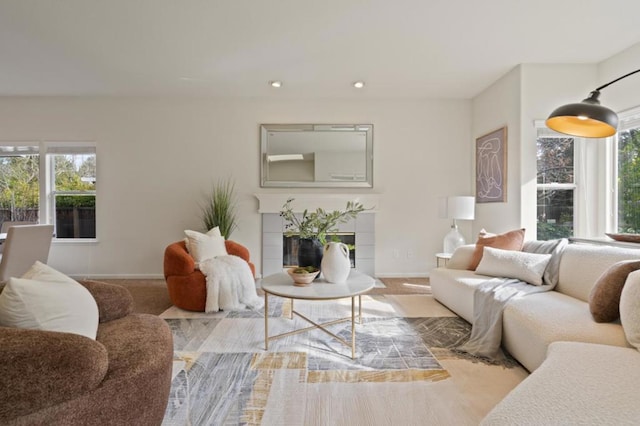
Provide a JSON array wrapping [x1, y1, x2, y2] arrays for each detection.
[[534, 123, 579, 239], [611, 107, 640, 233], [0, 141, 97, 242]]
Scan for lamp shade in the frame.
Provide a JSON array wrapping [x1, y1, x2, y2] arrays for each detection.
[[546, 90, 618, 138], [447, 196, 475, 220]]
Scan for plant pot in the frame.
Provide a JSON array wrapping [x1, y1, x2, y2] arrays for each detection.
[[297, 238, 323, 276]]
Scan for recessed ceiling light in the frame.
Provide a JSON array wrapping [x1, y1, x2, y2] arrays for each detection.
[[353, 81, 365, 89], [269, 81, 282, 88]]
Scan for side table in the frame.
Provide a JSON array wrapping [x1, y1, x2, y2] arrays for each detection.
[[435, 252, 452, 267]]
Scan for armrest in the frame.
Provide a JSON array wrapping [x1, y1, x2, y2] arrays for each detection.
[[164, 241, 196, 277], [78, 280, 134, 323], [0, 327, 108, 422], [225, 240, 250, 262]]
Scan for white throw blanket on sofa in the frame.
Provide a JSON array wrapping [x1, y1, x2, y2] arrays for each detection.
[[457, 238, 568, 361], [199, 255, 264, 313]]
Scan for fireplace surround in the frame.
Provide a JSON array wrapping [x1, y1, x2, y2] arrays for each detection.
[[255, 194, 379, 278]]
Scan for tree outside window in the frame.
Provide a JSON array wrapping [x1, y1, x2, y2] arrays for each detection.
[[0, 153, 39, 223], [51, 153, 96, 238], [0, 144, 96, 239], [618, 127, 640, 233], [537, 136, 575, 240]]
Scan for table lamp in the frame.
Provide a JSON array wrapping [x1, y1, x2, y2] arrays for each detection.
[[440, 196, 475, 253]]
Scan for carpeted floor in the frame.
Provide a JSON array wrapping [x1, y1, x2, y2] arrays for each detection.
[[101, 278, 173, 315], [111, 276, 527, 425]]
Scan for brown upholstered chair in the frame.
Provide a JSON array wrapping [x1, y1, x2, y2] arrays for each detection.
[[0, 280, 173, 425], [163, 240, 256, 312]]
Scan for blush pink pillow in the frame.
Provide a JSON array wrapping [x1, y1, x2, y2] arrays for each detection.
[[468, 228, 526, 271]]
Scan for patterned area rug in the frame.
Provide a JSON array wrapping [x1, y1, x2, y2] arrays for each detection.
[[160, 287, 524, 426]]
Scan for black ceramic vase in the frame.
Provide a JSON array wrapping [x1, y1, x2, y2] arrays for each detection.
[[297, 238, 323, 273]]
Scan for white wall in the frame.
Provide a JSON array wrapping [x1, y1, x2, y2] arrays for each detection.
[[598, 42, 640, 113], [470, 66, 522, 237], [0, 97, 471, 278]]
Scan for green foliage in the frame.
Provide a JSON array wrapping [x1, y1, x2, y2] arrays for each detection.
[[537, 137, 575, 238], [56, 195, 96, 208], [202, 178, 238, 239], [537, 222, 572, 241], [54, 156, 95, 192], [280, 198, 367, 245], [618, 128, 640, 233], [0, 156, 39, 208], [0, 154, 96, 220]]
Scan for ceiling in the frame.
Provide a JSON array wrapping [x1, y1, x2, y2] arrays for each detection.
[[2, 0, 640, 99]]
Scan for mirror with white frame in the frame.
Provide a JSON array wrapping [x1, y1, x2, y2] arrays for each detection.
[[260, 124, 373, 188]]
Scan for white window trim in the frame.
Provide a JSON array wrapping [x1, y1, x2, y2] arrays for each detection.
[[0, 140, 97, 243], [537, 183, 577, 190], [534, 121, 581, 237], [611, 106, 640, 233]]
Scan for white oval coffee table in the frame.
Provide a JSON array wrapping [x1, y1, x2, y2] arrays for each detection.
[[261, 269, 375, 359]]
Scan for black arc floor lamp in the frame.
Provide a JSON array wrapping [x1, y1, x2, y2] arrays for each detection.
[[546, 68, 640, 138]]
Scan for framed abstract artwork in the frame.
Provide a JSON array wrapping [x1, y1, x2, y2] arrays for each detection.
[[476, 126, 507, 203]]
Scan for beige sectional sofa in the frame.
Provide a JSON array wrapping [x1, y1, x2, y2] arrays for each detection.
[[430, 242, 640, 424]]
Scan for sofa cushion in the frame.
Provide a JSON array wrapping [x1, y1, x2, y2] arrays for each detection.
[[621, 269, 640, 351], [184, 228, 228, 265], [78, 280, 134, 323], [589, 260, 640, 323], [502, 291, 630, 372], [481, 342, 640, 425], [0, 262, 99, 339], [468, 228, 525, 270], [556, 244, 640, 302], [429, 267, 494, 323], [475, 246, 552, 286]]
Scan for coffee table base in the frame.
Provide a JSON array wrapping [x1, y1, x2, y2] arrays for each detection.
[[264, 294, 363, 359]]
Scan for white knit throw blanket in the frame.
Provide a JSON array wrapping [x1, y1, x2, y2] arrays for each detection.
[[199, 255, 264, 313]]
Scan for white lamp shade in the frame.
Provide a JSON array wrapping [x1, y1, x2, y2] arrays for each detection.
[[447, 196, 475, 220]]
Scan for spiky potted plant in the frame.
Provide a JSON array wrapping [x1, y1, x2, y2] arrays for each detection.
[[202, 178, 238, 239]]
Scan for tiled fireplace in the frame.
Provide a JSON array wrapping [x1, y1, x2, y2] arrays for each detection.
[[255, 194, 379, 278]]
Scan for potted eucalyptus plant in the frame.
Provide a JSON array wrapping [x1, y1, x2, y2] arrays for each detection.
[[279, 198, 366, 270]]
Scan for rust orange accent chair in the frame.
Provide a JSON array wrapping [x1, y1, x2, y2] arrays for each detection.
[[163, 240, 256, 312]]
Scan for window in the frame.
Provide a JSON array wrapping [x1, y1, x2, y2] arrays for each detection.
[[536, 128, 576, 240], [616, 110, 640, 233], [0, 143, 96, 240], [0, 145, 40, 223]]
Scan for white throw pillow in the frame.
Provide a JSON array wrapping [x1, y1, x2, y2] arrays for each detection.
[[475, 246, 552, 286], [184, 227, 222, 253], [0, 261, 99, 339], [184, 228, 227, 265], [620, 269, 640, 351]]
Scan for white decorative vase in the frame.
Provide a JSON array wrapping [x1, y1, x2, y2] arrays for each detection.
[[321, 242, 351, 283]]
